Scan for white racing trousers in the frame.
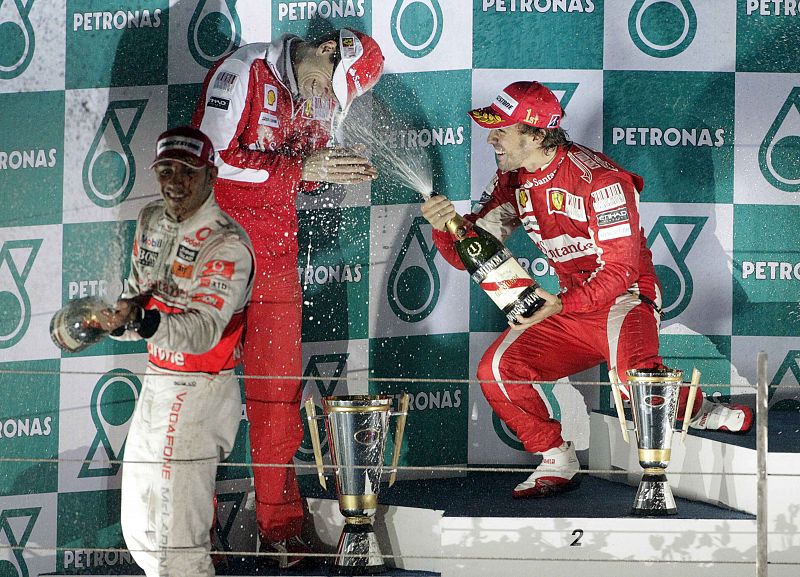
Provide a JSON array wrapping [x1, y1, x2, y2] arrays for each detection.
[[121, 366, 242, 576]]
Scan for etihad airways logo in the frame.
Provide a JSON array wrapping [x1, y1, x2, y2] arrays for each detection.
[[188, 0, 241, 69], [0, 0, 35, 79], [392, 0, 443, 58], [628, 0, 697, 58]]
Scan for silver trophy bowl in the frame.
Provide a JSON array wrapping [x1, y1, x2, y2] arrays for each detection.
[[306, 394, 409, 575], [627, 368, 683, 516]]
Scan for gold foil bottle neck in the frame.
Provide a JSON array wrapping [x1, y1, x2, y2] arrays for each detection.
[[445, 213, 469, 239]]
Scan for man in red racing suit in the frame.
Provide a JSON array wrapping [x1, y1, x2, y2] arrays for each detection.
[[102, 126, 255, 575], [192, 29, 384, 564], [423, 81, 752, 499]]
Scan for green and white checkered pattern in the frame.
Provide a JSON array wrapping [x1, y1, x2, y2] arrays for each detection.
[[1, 1, 798, 574]]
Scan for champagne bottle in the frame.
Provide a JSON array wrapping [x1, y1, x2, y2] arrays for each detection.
[[443, 212, 545, 323], [50, 296, 112, 353]]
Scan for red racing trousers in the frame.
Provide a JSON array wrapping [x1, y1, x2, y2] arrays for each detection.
[[243, 266, 305, 543], [476, 292, 701, 454]]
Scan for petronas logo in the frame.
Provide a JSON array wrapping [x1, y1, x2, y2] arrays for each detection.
[[0, 507, 39, 577], [79, 369, 142, 478], [0, 0, 35, 80], [188, 0, 241, 69], [769, 350, 800, 410], [646, 216, 706, 320], [493, 382, 561, 451], [391, 0, 443, 58], [83, 100, 147, 208], [297, 353, 349, 461], [0, 239, 41, 350], [628, 0, 697, 58], [388, 217, 440, 323], [212, 492, 246, 552], [759, 87, 800, 193]]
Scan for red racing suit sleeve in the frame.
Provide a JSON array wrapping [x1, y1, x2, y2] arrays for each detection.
[[192, 52, 304, 192], [559, 176, 643, 314]]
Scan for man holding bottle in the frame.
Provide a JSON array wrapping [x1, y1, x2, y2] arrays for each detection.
[[422, 81, 752, 499], [192, 28, 384, 566], [98, 126, 254, 575]]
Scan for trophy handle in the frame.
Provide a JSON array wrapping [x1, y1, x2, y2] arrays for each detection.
[[608, 369, 630, 443], [680, 368, 702, 442], [387, 393, 410, 487], [303, 397, 327, 490]]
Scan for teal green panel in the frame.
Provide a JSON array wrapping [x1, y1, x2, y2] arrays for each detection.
[[736, 4, 800, 72], [603, 71, 734, 204], [66, 1, 169, 89], [473, 1, 604, 69], [0, 91, 64, 228], [368, 70, 471, 205], [732, 204, 800, 337], [299, 206, 370, 342], [369, 333, 468, 466], [0, 359, 59, 496]]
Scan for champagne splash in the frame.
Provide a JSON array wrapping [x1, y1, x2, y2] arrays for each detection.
[[335, 95, 434, 199]]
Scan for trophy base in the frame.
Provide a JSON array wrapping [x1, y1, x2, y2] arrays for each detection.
[[332, 521, 386, 575], [632, 472, 678, 517]]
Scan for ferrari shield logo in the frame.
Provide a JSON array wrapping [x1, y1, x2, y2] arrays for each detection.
[[517, 188, 529, 209], [550, 189, 565, 211]]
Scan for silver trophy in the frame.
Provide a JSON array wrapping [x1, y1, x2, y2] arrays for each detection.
[[613, 368, 700, 516], [305, 394, 409, 575]]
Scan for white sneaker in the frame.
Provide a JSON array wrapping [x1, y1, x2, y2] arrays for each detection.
[[689, 399, 753, 433], [512, 441, 582, 499]]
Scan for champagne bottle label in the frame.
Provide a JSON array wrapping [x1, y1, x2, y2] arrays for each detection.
[[474, 253, 536, 310], [470, 248, 514, 283]]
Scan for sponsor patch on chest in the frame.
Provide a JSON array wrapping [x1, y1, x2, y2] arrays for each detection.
[[591, 183, 626, 212], [302, 96, 334, 120], [138, 247, 157, 267], [597, 207, 629, 228], [171, 261, 194, 279], [264, 84, 278, 111], [213, 71, 238, 93], [176, 244, 198, 263], [258, 111, 279, 128], [207, 96, 230, 110], [546, 187, 586, 221]]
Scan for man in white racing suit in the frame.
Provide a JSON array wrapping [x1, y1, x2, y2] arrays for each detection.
[[100, 126, 254, 576]]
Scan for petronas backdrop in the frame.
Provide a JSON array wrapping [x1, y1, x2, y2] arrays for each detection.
[[0, 1, 798, 575]]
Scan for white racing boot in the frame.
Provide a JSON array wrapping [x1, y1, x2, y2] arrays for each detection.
[[689, 398, 753, 433], [513, 441, 581, 499]]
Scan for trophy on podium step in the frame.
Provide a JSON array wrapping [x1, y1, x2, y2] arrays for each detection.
[[610, 367, 700, 516], [305, 394, 409, 575]]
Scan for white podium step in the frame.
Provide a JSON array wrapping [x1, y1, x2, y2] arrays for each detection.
[[295, 404, 799, 577]]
